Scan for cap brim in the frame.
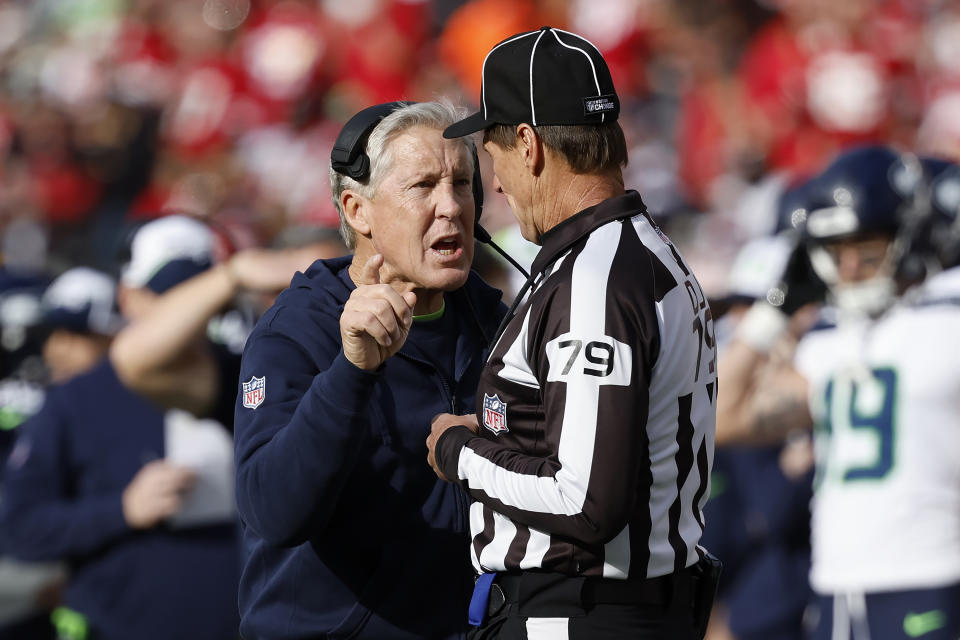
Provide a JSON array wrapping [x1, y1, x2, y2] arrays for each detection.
[[443, 111, 490, 138]]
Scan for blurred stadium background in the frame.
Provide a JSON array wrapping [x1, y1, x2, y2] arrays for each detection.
[[1, 1, 959, 637], [0, 0, 957, 296]]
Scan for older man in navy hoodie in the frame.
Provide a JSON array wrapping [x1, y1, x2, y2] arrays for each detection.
[[234, 101, 504, 640]]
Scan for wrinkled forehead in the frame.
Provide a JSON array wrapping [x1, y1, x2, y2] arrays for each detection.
[[381, 126, 473, 176]]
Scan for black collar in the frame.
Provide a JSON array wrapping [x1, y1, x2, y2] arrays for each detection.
[[531, 190, 647, 275], [486, 190, 648, 351]]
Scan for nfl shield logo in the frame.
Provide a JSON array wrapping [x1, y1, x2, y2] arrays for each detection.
[[242, 376, 265, 410], [482, 394, 508, 435]]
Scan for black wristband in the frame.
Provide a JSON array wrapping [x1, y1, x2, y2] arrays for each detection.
[[435, 425, 476, 483]]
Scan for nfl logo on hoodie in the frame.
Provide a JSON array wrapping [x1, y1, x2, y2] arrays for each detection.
[[482, 394, 508, 435], [242, 376, 265, 409]]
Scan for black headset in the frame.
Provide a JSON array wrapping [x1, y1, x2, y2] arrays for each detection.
[[330, 101, 528, 278]]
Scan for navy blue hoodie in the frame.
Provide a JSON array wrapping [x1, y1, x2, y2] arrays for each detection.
[[234, 256, 504, 640]]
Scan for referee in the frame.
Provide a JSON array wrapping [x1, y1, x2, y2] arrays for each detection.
[[428, 27, 718, 638]]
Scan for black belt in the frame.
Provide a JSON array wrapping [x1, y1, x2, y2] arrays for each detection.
[[585, 573, 675, 606], [485, 570, 691, 618]]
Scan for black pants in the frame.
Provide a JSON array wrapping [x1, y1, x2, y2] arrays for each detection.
[[0, 614, 56, 640], [468, 572, 698, 640]]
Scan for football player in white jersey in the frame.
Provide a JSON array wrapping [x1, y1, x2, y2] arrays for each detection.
[[717, 146, 960, 639]]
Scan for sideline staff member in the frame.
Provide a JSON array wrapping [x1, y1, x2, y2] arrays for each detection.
[[234, 101, 504, 640], [430, 27, 717, 638], [1, 220, 242, 640]]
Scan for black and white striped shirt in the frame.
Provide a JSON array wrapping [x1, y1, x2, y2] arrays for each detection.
[[436, 191, 716, 579]]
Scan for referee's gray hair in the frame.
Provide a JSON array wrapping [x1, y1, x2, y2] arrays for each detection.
[[329, 100, 477, 250]]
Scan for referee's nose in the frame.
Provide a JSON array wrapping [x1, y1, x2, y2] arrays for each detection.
[[492, 173, 504, 194]]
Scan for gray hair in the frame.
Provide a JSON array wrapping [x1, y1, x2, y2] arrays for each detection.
[[329, 100, 477, 250]]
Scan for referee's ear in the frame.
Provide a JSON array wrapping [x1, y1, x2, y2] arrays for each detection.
[[516, 124, 544, 177]]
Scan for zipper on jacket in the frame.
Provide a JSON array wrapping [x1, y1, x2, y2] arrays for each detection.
[[442, 383, 470, 535], [397, 352, 470, 532], [396, 352, 456, 411]]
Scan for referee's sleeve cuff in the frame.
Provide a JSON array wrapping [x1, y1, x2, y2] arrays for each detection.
[[436, 425, 475, 483]]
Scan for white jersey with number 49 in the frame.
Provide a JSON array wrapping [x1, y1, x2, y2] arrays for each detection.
[[795, 301, 960, 593]]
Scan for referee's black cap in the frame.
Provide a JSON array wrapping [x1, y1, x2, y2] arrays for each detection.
[[443, 26, 620, 139]]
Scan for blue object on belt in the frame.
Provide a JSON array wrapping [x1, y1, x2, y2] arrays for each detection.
[[469, 572, 496, 626]]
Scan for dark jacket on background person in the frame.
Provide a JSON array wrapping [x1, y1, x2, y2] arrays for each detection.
[[701, 446, 812, 640], [234, 256, 504, 640], [0, 359, 240, 640]]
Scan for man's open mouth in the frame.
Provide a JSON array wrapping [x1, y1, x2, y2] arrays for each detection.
[[432, 237, 461, 257]]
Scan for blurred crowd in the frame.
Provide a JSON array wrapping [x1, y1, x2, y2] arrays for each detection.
[[1, 0, 959, 638], [0, 0, 957, 284]]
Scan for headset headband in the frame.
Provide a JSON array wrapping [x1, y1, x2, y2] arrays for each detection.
[[330, 101, 408, 181]]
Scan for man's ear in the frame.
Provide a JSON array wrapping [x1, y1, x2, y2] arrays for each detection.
[[341, 189, 372, 238], [515, 124, 543, 176]]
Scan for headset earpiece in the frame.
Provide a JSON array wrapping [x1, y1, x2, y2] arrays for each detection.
[[331, 101, 409, 181]]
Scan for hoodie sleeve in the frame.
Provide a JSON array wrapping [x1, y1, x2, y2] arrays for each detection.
[[233, 306, 382, 546], [0, 399, 130, 561]]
